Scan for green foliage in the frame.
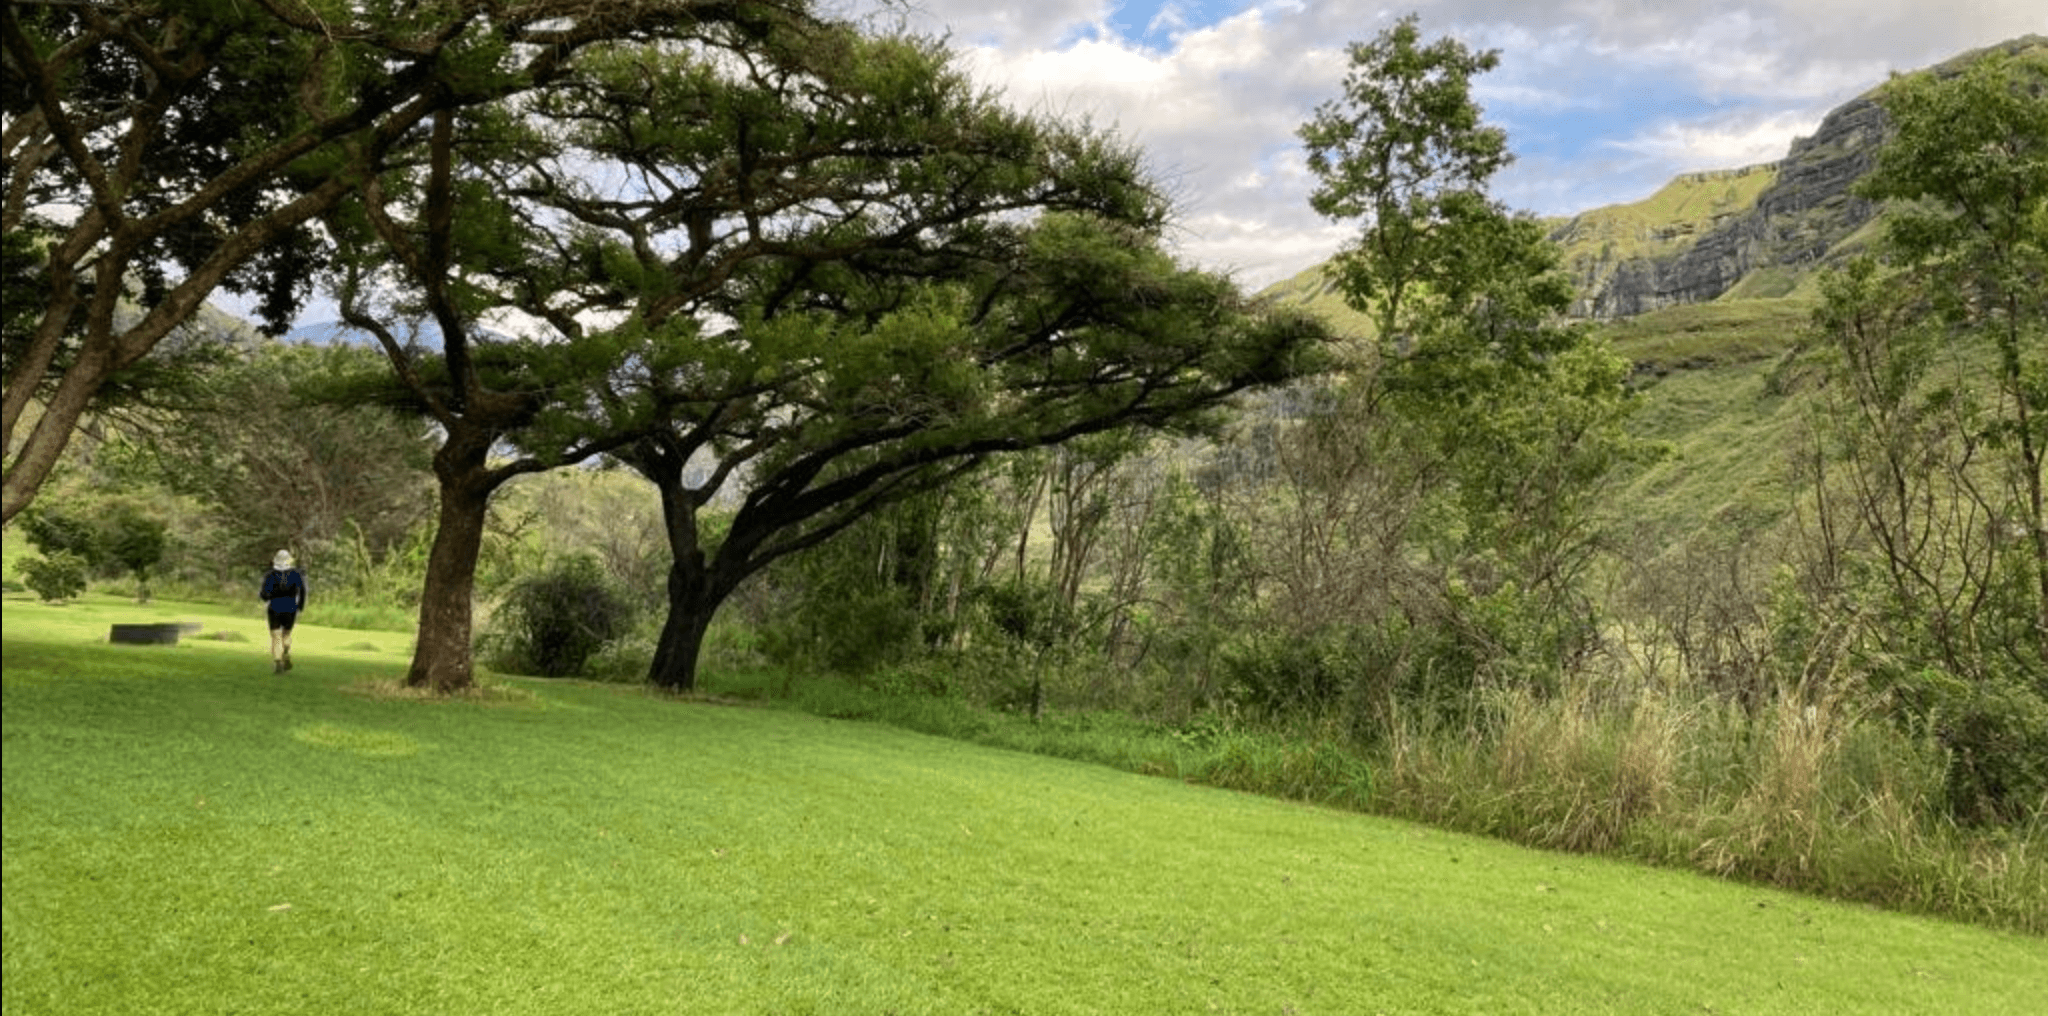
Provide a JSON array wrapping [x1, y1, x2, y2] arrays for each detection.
[[123, 341, 436, 580], [20, 496, 168, 601], [484, 556, 636, 678], [1854, 48, 2048, 669], [1861, 48, 2048, 282], [19, 504, 103, 569], [1218, 629, 1359, 719], [1916, 673, 2048, 825], [1299, 13, 1509, 339], [1265, 14, 1645, 728], [767, 580, 926, 677], [17, 552, 87, 603], [99, 500, 167, 601], [502, 468, 667, 596], [1789, 47, 2048, 819], [1215, 581, 1593, 742], [748, 498, 943, 676], [974, 577, 1067, 649]]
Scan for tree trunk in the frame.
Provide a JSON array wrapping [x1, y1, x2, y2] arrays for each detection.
[[405, 429, 497, 692], [643, 443, 722, 692], [648, 570, 719, 692], [1, 334, 112, 525]]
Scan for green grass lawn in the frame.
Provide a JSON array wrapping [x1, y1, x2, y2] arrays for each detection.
[[5, 593, 2044, 1015]]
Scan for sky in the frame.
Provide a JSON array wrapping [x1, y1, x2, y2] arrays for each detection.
[[853, 0, 2045, 289]]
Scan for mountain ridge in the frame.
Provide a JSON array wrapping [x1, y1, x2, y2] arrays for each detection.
[[1260, 34, 2046, 331]]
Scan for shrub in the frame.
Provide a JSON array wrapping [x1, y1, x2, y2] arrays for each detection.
[[485, 556, 636, 678], [1933, 676, 2048, 826], [20, 496, 172, 600], [974, 578, 1065, 648], [1219, 629, 1356, 719], [19, 553, 88, 603], [756, 580, 923, 675]]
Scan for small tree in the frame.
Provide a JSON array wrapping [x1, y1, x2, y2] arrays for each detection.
[[101, 501, 167, 603], [1288, 14, 1643, 713], [1783, 46, 2048, 821], [489, 556, 636, 679], [1856, 46, 2048, 670], [20, 503, 104, 570]]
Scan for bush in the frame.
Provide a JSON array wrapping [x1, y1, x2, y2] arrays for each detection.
[[1932, 676, 2048, 826], [20, 496, 172, 600], [484, 556, 636, 678], [974, 578, 1065, 647], [1219, 629, 1356, 719], [19, 553, 88, 603], [756, 573, 924, 675]]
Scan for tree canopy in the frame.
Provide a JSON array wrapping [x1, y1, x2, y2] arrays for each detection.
[[0, 0, 777, 524]]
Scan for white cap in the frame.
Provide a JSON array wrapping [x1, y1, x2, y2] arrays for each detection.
[[273, 549, 294, 570]]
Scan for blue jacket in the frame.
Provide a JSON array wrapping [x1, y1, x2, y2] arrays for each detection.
[[262, 568, 307, 614]]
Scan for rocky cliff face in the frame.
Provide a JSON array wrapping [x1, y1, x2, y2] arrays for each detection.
[[1552, 33, 2045, 320], [1555, 96, 1889, 319]]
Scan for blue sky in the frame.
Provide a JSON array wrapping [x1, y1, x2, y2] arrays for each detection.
[[880, 1, 2045, 288]]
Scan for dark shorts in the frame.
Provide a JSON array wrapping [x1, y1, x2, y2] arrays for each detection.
[[267, 610, 298, 632]]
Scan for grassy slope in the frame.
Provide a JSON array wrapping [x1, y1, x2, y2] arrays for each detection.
[[6, 594, 2044, 1015], [1591, 299, 1822, 550]]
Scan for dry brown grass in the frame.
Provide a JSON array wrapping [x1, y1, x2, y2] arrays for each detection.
[[1364, 666, 2045, 930]]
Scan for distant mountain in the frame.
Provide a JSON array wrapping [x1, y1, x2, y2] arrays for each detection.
[[1261, 34, 2046, 329], [284, 321, 370, 345]]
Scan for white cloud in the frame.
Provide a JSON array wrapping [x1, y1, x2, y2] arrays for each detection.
[[1609, 109, 1828, 174], [856, 1, 2046, 288]]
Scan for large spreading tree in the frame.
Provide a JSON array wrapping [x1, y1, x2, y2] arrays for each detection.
[[0, 0, 760, 525], [330, 8, 1329, 692], [610, 215, 1324, 692]]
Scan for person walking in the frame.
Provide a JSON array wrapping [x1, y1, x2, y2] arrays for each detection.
[[261, 550, 308, 673]]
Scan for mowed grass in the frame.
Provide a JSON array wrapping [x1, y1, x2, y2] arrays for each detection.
[[5, 595, 2044, 1015]]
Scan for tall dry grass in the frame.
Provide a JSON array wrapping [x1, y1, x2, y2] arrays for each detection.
[[1369, 667, 2046, 932]]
